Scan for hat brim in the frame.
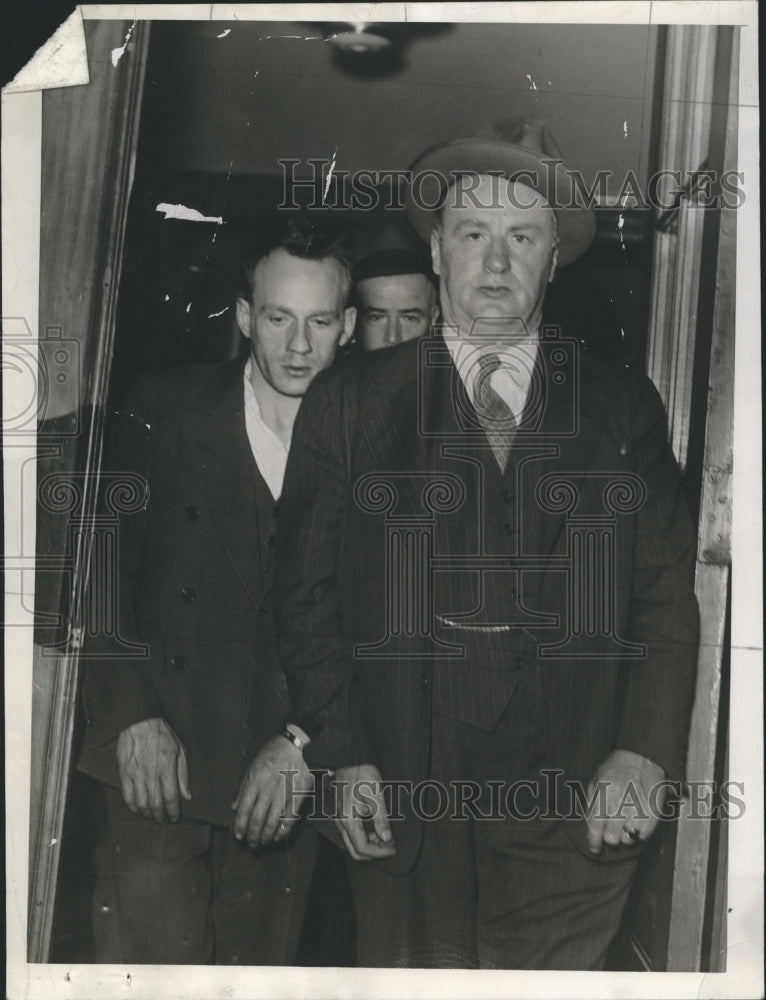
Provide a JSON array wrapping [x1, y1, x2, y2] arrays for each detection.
[[404, 138, 596, 266]]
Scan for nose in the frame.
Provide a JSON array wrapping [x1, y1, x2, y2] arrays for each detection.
[[286, 319, 311, 355], [483, 236, 510, 274], [383, 317, 398, 346]]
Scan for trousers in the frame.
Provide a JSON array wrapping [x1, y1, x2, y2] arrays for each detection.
[[348, 705, 639, 969], [92, 786, 319, 965]]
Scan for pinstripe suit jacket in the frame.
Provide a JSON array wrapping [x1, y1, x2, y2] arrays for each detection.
[[274, 332, 699, 872]]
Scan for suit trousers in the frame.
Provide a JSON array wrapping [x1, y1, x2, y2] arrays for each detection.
[[349, 703, 639, 969], [92, 786, 319, 965]]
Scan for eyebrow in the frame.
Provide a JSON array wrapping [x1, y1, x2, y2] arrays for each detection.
[[453, 219, 545, 232], [363, 306, 426, 315], [260, 304, 338, 317]]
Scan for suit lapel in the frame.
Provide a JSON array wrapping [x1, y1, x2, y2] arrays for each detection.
[[190, 357, 264, 607]]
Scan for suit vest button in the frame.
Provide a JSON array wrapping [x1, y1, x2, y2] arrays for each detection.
[[171, 654, 187, 672], [501, 490, 512, 503], [180, 587, 196, 604], [185, 505, 200, 521], [420, 674, 430, 690]]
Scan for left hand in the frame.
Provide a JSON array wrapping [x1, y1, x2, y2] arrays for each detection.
[[232, 735, 314, 849], [585, 748, 666, 854]]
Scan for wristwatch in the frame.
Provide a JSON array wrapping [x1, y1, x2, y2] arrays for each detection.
[[279, 724, 310, 751]]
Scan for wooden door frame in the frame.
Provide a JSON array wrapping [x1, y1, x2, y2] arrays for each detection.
[[644, 24, 738, 972], [27, 19, 150, 963]]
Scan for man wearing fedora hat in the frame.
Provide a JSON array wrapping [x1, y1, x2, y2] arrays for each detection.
[[351, 218, 439, 352], [274, 119, 698, 968]]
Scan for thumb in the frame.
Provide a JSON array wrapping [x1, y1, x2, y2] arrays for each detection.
[[371, 788, 393, 843], [177, 748, 192, 800]]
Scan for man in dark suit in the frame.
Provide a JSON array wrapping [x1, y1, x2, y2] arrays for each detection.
[[78, 217, 355, 964], [273, 120, 699, 968]]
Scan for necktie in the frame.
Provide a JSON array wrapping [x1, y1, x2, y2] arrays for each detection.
[[473, 353, 516, 472]]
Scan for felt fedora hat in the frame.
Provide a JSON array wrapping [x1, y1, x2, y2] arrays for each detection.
[[404, 117, 596, 266]]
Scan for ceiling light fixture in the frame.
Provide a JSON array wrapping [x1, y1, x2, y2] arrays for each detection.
[[327, 23, 392, 55]]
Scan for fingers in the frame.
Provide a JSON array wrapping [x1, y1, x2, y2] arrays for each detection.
[[116, 721, 190, 824], [600, 817, 626, 849], [158, 760, 181, 823], [119, 774, 138, 816], [132, 775, 151, 821], [585, 814, 605, 855], [245, 797, 271, 849], [260, 799, 292, 845], [177, 748, 192, 801], [370, 792, 393, 845], [232, 775, 259, 842], [338, 816, 397, 860], [336, 820, 367, 862]]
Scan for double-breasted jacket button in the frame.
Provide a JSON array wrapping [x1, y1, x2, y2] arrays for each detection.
[[501, 490, 513, 503], [267, 533, 276, 547], [513, 655, 525, 671], [180, 586, 196, 604], [420, 673, 430, 691], [170, 654, 187, 672], [503, 523, 516, 536], [185, 504, 200, 522]]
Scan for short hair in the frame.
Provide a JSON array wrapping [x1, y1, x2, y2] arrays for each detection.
[[239, 214, 353, 303]]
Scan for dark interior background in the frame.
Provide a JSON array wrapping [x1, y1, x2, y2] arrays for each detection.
[[53, 18, 674, 967]]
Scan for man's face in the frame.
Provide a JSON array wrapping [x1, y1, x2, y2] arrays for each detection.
[[355, 273, 437, 351], [236, 248, 355, 397], [431, 175, 558, 342]]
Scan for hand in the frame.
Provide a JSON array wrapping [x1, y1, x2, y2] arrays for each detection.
[[116, 718, 191, 823], [232, 735, 314, 848], [332, 764, 396, 862], [585, 748, 666, 854]]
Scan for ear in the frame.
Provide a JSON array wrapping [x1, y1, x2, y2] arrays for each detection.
[[340, 306, 357, 346], [235, 297, 252, 340], [430, 227, 441, 276], [429, 302, 440, 326], [547, 243, 559, 285]]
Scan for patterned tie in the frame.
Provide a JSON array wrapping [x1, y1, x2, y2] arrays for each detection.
[[473, 352, 517, 472]]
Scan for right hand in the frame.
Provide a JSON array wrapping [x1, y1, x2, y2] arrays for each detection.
[[332, 764, 396, 862], [116, 718, 191, 823]]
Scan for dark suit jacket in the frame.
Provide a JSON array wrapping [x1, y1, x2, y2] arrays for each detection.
[[79, 357, 294, 827], [274, 332, 699, 872]]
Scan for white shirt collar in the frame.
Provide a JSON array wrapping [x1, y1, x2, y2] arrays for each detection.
[[442, 328, 539, 422], [242, 356, 289, 500]]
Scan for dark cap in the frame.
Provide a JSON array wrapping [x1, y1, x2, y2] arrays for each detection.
[[352, 218, 435, 284]]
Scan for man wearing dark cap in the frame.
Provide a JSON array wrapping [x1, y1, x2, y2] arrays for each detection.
[[352, 219, 438, 351], [274, 120, 698, 968]]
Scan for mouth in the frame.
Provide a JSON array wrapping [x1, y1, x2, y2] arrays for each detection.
[[479, 285, 513, 299], [283, 364, 312, 377]]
